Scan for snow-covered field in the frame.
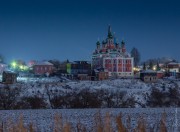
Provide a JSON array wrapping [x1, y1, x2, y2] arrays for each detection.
[[0, 77, 180, 131], [0, 108, 179, 131]]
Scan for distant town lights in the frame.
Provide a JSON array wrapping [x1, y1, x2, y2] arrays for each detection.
[[20, 65, 23, 70], [133, 67, 140, 71], [153, 66, 156, 71], [11, 61, 17, 68]]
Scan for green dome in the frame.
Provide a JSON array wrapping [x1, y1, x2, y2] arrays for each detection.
[[108, 33, 113, 39], [121, 40, 125, 45], [96, 41, 100, 45]]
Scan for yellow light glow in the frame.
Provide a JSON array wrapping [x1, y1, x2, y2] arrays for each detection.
[[153, 66, 156, 71], [23, 66, 28, 70], [11, 62, 17, 68], [20, 65, 23, 69]]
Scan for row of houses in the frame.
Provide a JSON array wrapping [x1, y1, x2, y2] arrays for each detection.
[[139, 62, 180, 83], [0, 60, 109, 82]]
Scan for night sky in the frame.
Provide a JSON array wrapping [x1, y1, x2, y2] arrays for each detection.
[[0, 0, 180, 63]]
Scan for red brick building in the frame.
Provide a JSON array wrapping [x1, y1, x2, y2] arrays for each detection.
[[95, 69, 109, 80], [33, 62, 54, 76], [157, 71, 164, 79], [92, 26, 134, 77]]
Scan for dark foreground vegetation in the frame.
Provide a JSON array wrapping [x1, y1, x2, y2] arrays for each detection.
[[0, 111, 173, 131], [0, 83, 180, 109]]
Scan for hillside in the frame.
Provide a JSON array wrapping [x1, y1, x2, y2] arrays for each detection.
[[0, 76, 179, 109]]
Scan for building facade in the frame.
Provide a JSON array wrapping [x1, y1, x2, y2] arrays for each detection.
[[92, 26, 134, 77], [67, 61, 91, 76], [2, 71, 17, 84], [140, 70, 158, 83], [33, 62, 54, 76], [166, 62, 179, 73]]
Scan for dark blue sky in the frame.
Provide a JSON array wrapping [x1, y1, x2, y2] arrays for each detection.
[[0, 0, 180, 63]]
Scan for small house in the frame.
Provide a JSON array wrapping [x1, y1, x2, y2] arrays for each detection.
[[140, 70, 157, 83], [166, 62, 179, 75], [92, 68, 109, 81], [157, 71, 164, 79], [2, 71, 17, 84], [33, 61, 54, 76], [66, 61, 91, 76], [77, 74, 91, 80]]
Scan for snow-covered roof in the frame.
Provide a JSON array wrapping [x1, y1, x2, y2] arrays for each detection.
[[168, 62, 179, 65], [3, 70, 17, 74], [157, 71, 164, 73], [34, 62, 53, 66], [124, 52, 131, 57], [0, 63, 7, 67], [0, 63, 7, 65]]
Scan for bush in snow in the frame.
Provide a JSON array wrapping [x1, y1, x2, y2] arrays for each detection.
[[0, 85, 21, 110]]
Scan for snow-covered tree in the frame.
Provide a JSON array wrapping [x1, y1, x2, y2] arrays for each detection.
[[156, 62, 161, 71], [149, 60, 153, 70], [143, 62, 146, 70]]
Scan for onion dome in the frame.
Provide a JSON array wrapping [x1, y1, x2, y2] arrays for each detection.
[[121, 40, 125, 45], [96, 41, 101, 45]]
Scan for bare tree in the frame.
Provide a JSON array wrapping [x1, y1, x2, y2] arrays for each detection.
[[131, 47, 141, 67]]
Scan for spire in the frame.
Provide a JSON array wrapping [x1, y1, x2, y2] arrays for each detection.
[[96, 40, 101, 50], [108, 25, 111, 34], [107, 25, 113, 39]]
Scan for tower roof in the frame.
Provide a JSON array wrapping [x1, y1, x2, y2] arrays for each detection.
[[107, 25, 113, 39]]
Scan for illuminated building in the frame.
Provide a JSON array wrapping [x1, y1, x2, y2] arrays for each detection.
[[92, 26, 134, 77]]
